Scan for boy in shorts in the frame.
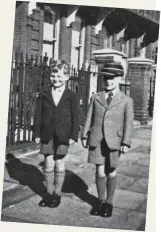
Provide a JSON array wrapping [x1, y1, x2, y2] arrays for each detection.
[[81, 61, 134, 217], [34, 60, 79, 208]]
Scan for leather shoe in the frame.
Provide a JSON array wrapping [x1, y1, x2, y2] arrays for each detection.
[[48, 193, 61, 208], [38, 193, 49, 207], [90, 206, 100, 216], [100, 203, 113, 218]]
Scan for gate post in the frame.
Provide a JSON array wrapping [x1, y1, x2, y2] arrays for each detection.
[[128, 57, 154, 125], [92, 48, 127, 92]]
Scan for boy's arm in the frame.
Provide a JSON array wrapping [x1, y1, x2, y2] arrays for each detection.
[[70, 93, 79, 142], [33, 94, 42, 139], [122, 97, 134, 148], [81, 95, 94, 140]]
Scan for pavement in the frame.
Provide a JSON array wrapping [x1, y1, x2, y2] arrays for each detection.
[[1, 124, 152, 231]]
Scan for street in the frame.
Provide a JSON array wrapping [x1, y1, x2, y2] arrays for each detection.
[[1, 126, 152, 231]]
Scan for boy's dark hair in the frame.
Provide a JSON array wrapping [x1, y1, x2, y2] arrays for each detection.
[[49, 60, 70, 75]]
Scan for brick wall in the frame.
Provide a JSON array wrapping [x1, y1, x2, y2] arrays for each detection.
[[26, 16, 33, 55], [30, 8, 44, 56], [13, 2, 44, 57], [84, 24, 91, 62], [58, 6, 72, 64], [13, 2, 28, 54], [38, 7, 44, 57], [129, 63, 152, 124]]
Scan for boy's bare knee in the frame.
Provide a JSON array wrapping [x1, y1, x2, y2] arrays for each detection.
[[96, 164, 106, 177], [107, 169, 117, 177], [55, 160, 65, 173], [44, 163, 55, 173]]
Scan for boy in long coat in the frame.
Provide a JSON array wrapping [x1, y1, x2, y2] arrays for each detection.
[[81, 62, 134, 217], [34, 60, 79, 208]]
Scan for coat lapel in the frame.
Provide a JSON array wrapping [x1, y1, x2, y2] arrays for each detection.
[[95, 91, 107, 108], [42, 88, 55, 105], [108, 90, 125, 109], [57, 88, 71, 107], [42, 88, 71, 107]]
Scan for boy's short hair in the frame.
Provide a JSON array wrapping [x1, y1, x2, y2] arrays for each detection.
[[101, 61, 124, 77], [49, 60, 69, 75]]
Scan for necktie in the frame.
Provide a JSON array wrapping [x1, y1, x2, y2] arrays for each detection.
[[106, 92, 113, 106]]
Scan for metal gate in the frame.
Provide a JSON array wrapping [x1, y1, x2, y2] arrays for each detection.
[[7, 54, 90, 147], [67, 66, 90, 126], [148, 69, 156, 117], [7, 53, 47, 146]]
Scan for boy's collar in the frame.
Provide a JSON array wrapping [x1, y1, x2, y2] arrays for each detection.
[[52, 84, 66, 92], [104, 86, 119, 96]]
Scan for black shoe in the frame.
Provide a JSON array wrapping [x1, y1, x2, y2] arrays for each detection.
[[100, 203, 113, 218], [90, 206, 100, 216], [48, 193, 61, 208], [38, 193, 50, 207]]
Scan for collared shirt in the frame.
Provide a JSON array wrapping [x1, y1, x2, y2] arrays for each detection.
[[51, 85, 66, 106], [104, 87, 119, 101]]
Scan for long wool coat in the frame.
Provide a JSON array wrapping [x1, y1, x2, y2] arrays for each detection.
[[33, 87, 79, 145]]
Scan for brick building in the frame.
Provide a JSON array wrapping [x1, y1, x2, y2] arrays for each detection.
[[12, 1, 160, 125], [13, 1, 44, 56], [13, 2, 159, 66]]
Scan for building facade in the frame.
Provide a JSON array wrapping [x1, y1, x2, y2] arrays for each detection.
[[13, 2, 159, 66], [12, 1, 160, 125]]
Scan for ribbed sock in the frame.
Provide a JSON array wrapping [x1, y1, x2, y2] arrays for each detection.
[[106, 175, 117, 205], [54, 170, 65, 196], [44, 171, 55, 195], [96, 175, 107, 204]]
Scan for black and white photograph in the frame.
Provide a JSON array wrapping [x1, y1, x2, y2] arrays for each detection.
[[0, 0, 160, 231]]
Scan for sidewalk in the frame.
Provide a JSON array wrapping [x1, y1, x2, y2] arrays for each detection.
[[1, 125, 152, 230]]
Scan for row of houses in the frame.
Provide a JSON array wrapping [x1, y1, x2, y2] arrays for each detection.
[[13, 1, 160, 68], [7, 1, 160, 146]]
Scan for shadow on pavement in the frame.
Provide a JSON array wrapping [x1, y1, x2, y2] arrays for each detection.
[[5, 154, 98, 207], [62, 170, 98, 207], [5, 153, 45, 197]]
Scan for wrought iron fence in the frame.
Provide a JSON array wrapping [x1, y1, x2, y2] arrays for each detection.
[[6, 53, 91, 147]]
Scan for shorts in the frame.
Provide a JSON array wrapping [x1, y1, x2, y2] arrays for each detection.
[[88, 139, 121, 168], [40, 136, 69, 156]]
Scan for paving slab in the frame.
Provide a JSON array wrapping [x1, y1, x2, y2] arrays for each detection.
[[121, 178, 149, 194], [116, 174, 138, 189], [114, 189, 146, 211], [1, 126, 152, 230], [117, 163, 150, 178], [137, 198, 148, 214], [119, 152, 149, 166], [2, 194, 145, 230]]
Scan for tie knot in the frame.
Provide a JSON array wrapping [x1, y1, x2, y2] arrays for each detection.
[[109, 92, 113, 97]]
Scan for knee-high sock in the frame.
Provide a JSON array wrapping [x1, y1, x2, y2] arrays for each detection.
[[96, 175, 107, 204], [106, 175, 117, 204], [54, 170, 65, 196], [44, 171, 55, 195]]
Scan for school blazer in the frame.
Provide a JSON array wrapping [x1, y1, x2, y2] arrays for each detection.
[[33, 87, 79, 144], [81, 90, 134, 150]]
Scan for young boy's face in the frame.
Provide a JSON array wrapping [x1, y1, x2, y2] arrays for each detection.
[[50, 68, 69, 88], [103, 75, 120, 91]]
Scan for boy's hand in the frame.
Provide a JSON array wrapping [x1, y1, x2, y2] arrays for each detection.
[[121, 145, 129, 154], [35, 138, 41, 144], [81, 138, 88, 148], [69, 139, 75, 145]]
